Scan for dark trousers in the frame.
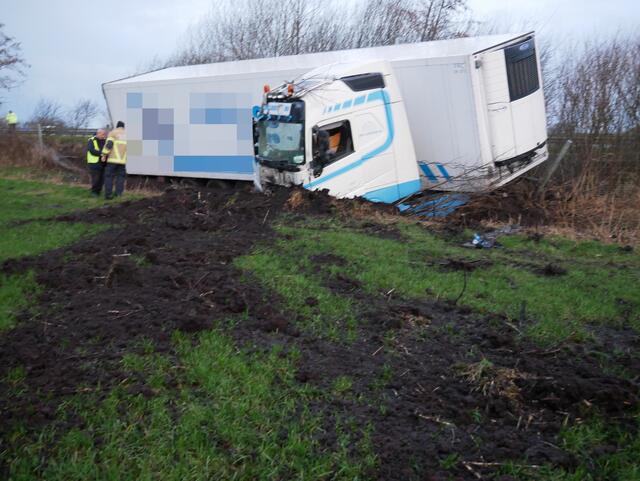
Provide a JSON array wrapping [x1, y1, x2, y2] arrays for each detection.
[[104, 163, 126, 198], [88, 162, 105, 195]]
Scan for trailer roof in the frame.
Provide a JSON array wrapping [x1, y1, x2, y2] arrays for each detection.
[[105, 32, 532, 86]]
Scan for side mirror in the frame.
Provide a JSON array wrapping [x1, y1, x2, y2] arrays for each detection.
[[311, 128, 330, 177], [312, 149, 328, 178], [312, 161, 323, 178], [311, 151, 324, 179]]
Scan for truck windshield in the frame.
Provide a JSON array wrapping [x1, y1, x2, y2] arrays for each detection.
[[257, 120, 305, 165]]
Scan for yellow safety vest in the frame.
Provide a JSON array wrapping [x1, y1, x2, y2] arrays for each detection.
[[87, 137, 100, 164], [6, 112, 17, 125], [103, 128, 127, 165]]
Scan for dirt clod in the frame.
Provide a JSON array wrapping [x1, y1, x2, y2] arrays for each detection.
[[439, 258, 492, 272], [536, 263, 568, 276], [105, 256, 141, 287]]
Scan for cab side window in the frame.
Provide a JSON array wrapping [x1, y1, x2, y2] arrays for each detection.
[[313, 120, 354, 166]]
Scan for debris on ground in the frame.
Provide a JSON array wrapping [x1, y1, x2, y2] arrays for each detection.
[[398, 193, 470, 217], [462, 224, 521, 249]]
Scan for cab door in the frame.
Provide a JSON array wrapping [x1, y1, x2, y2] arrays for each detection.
[[304, 93, 396, 198]]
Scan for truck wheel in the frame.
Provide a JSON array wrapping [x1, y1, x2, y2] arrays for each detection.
[[206, 179, 232, 189]]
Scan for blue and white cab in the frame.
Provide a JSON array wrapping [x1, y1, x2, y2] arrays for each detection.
[[255, 61, 421, 203]]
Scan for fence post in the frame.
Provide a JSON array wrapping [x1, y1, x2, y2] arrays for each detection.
[[538, 139, 572, 194], [36, 123, 44, 149]]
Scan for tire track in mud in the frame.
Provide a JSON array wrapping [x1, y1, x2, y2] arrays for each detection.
[[271, 252, 639, 480], [0, 187, 332, 436], [0, 186, 637, 480]]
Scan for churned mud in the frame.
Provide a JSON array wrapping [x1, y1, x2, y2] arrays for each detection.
[[0, 185, 637, 480]]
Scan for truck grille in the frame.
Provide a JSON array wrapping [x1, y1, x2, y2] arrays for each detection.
[[504, 39, 540, 102]]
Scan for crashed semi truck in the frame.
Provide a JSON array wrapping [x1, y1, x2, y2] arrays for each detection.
[[103, 32, 548, 202]]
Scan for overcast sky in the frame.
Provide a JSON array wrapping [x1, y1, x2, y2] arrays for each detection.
[[2, 0, 638, 125]]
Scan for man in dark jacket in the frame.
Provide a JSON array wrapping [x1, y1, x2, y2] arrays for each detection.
[[86, 129, 107, 196]]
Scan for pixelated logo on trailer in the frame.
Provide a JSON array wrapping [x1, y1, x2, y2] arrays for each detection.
[[126, 92, 174, 156]]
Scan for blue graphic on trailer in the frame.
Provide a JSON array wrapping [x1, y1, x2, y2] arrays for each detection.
[[419, 161, 452, 182], [436, 164, 452, 180], [419, 163, 438, 182], [174, 155, 254, 173]]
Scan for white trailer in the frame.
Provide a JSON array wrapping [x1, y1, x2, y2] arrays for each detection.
[[103, 32, 547, 200]]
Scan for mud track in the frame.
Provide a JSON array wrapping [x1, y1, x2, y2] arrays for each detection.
[[0, 185, 637, 480]]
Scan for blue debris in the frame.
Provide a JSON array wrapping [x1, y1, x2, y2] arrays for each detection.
[[396, 193, 469, 218], [471, 233, 496, 249], [463, 225, 520, 249]]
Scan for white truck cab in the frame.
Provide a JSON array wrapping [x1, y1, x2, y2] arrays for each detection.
[[255, 61, 421, 203]]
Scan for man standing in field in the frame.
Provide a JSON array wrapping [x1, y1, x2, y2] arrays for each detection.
[[101, 121, 127, 200], [86, 128, 107, 196], [5, 110, 18, 133]]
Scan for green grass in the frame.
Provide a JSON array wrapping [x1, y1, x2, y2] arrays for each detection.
[[0, 176, 116, 330], [332, 375, 354, 396], [0, 176, 115, 263], [234, 216, 640, 477], [2, 176, 638, 479], [500, 414, 640, 480], [4, 330, 376, 480], [0, 220, 109, 263], [237, 217, 640, 346], [500, 235, 640, 266], [0, 177, 110, 223], [0, 272, 40, 331], [235, 249, 359, 341]]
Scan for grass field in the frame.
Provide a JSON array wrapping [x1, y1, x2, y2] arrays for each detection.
[[0, 177, 113, 331], [6, 331, 374, 481], [238, 215, 640, 480], [238, 216, 640, 347], [0, 175, 638, 480]]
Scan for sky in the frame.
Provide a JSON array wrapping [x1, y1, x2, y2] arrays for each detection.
[[2, 0, 638, 125]]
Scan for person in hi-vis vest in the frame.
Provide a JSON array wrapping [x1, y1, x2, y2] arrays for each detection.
[[101, 121, 127, 200], [86, 128, 107, 196], [5, 110, 18, 132]]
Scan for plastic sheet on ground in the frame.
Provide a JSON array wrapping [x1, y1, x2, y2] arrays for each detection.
[[397, 193, 470, 218]]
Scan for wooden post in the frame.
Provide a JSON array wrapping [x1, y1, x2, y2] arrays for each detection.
[[538, 139, 572, 194], [36, 123, 44, 148]]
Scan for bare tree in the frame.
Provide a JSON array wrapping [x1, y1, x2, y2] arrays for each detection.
[[553, 36, 639, 137], [615, 38, 640, 129], [362, 0, 471, 45], [29, 98, 66, 131], [66, 99, 99, 132], [545, 34, 640, 192], [163, 0, 472, 68], [0, 23, 28, 103]]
